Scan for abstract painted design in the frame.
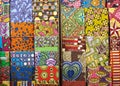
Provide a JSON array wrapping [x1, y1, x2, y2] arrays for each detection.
[[33, 0, 58, 24], [88, 66, 112, 85], [0, 36, 10, 51], [35, 36, 58, 51], [11, 66, 34, 81], [35, 51, 59, 66], [0, 81, 10, 86], [107, 0, 120, 7], [82, 0, 105, 8], [61, 6, 84, 37], [0, 51, 9, 67], [10, 0, 33, 22], [35, 66, 59, 85], [11, 37, 34, 51], [61, 0, 81, 8], [11, 22, 34, 37], [11, 52, 35, 66], [0, 67, 10, 81]]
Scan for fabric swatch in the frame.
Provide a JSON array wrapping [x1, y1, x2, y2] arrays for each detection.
[[85, 8, 109, 36], [107, 0, 120, 8], [110, 51, 120, 85], [85, 36, 109, 67], [62, 36, 85, 52], [0, 36, 10, 51], [11, 37, 34, 51], [11, 52, 35, 66], [11, 22, 34, 37], [10, 66, 34, 81], [81, 0, 106, 8], [61, 0, 81, 8], [35, 51, 59, 66], [0, 81, 10, 86], [10, 0, 33, 22], [35, 36, 58, 51], [0, 22, 9, 37], [33, 0, 58, 24], [34, 21, 58, 36], [61, 5, 84, 37], [35, 66, 59, 85], [0, 67, 10, 81], [88, 66, 112, 86], [0, 51, 9, 67], [0, 0, 9, 37]]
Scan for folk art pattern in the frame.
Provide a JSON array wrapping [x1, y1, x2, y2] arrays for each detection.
[[0, 0, 120, 86]]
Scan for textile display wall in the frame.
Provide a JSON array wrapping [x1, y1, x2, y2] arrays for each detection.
[[0, 0, 120, 86]]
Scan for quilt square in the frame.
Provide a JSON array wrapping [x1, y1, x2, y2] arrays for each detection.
[[11, 22, 34, 37], [35, 36, 58, 51], [0, 36, 10, 51], [10, 66, 35, 81], [107, 0, 120, 8], [10, 0, 33, 22], [61, 0, 81, 8], [35, 51, 59, 66], [34, 22, 58, 36], [61, 6, 84, 37], [81, 0, 106, 8], [35, 66, 59, 85], [10, 52, 35, 66], [0, 67, 10, 81], [88, 66, 112, 86], [33, 0, 58, 24], [11, 37, 34, 51], [0, 51, 9, 67]]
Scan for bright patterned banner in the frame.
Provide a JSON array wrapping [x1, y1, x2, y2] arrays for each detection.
[[109, 7, 120, 85], [61, 0, 86, 85], [33, 0, 59, 85]]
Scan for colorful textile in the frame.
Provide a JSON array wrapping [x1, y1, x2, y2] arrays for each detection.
[[35, 66, 59, 85], [88, 66, 112, 85], [0, 36, 10, 51], [35, 51, 59, 66], [0, 51, 9, 67], [10, 0, 33, 22], [10, 66, 34, 81], [0, 67, 10, 81], [11, 22, 34, 37], [11, 37, 34, 51], [107, 0, 120, 8], [0, 0, 9, 37], [82, 0, 106, 8], [11, 52, 34, 66]]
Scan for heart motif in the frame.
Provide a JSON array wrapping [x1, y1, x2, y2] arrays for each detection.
[[62, 61, 82, 80]]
